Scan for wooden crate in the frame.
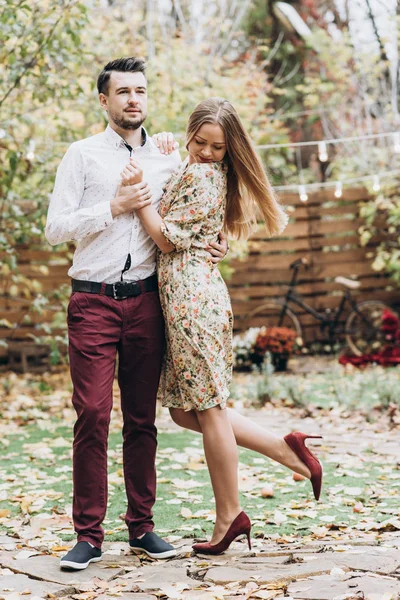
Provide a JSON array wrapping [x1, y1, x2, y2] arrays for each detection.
[[2, 341, 51, 373]]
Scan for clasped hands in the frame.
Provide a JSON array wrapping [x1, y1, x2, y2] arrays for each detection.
[[113, 158, 229, 263], [110, 158, 150, 217]]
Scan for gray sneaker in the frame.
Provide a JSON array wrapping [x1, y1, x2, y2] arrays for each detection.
[[129, 532, 176, 559], [60, 541, 102, 570]]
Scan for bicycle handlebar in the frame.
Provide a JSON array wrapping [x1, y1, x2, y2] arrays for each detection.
[[290, 257, 309, 270]]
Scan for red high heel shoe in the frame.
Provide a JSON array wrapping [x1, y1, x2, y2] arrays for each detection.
[[284, 432, 323, 501], [192, 511, 251, 555]]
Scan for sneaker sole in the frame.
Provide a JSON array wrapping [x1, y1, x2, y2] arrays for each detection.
[[130, 546, 176, 559], [60, 556, 102, 570]]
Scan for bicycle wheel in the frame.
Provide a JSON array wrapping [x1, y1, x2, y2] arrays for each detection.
[[244, 301, 302, 339], [345, 301, 396, 356]]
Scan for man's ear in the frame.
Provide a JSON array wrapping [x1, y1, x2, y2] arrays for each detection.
[[99, 93, 108, 110]]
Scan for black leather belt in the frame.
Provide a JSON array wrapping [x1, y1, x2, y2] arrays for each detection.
[[71, 274, 158, 300]]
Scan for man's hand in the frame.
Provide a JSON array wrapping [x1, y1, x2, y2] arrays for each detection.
[[207, 231, 229, 264], [120, 158, 143, 186], [111, 181, 152, 217], [152, 132, 179, 155]]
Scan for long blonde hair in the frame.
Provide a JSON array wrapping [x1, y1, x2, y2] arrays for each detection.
[[186, 98, 287, 239]]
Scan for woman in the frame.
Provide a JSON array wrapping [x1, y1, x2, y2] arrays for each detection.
[[120, 98, 322, 555]]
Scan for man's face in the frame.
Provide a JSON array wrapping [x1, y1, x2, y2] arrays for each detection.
[[99, 71, 148, 131]]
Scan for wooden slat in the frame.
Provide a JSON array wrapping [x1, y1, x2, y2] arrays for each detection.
[[249, 233, 395, 253], [251, 218, 362, 239], [229, 275, 393, 299], [293, 201, 360, 220], [0, 326, 65, 340], [0, 310, 59, 324], [230, 260, 377, 285], [231, 248, 372, 272], [0, 250, 70, 263], [276, 187, 371, 207]]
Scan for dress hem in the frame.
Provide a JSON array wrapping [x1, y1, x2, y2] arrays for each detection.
[[161, 395, 228, 412]]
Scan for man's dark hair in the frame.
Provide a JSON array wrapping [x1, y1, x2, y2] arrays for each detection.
[[97, 57, 146, 95]]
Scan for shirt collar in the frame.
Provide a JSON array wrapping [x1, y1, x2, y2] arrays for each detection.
[[104, 124, 148, 151]]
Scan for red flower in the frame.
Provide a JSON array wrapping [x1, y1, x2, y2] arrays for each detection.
[[253, 327, 296, 356]]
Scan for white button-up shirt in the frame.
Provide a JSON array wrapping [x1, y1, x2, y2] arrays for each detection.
[[46, 125, 181, 283]]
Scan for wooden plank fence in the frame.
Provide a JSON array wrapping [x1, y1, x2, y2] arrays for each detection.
[[1, 187, 399, 344], [230, 187, 399, 342]]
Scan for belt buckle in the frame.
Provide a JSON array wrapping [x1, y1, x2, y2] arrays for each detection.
[[113, 281, 140, 300], [113, 282, 128, 300]]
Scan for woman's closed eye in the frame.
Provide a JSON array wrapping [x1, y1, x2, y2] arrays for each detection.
[[195, 140, 223, 151]]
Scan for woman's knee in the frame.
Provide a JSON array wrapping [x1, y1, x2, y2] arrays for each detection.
[[196, 405, 224, 425], [169, 408, 187, 427]]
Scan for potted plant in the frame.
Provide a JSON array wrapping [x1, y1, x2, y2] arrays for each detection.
[[253, 326, 297, 371]]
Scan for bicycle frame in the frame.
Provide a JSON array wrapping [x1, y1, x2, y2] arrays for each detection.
[[278, 265, 360, 337]]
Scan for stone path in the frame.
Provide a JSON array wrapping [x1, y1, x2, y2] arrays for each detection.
[[1, 534, 400, 599], [0, 407, 400, 599]]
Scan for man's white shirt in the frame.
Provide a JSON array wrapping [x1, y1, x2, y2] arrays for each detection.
[[46, 125, 181, 283]]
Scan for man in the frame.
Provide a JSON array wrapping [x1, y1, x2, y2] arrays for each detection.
[[46, 57, 227, 571]]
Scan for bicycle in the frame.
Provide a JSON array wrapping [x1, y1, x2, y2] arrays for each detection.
[[244, 258, 397, 356]]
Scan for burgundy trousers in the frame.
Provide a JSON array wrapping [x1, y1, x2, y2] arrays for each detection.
[[67, 288, 165, 548]]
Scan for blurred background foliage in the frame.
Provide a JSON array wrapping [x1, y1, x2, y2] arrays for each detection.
[[1, 0, 399, 320]]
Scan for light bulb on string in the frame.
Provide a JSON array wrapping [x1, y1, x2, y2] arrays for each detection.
[[298, 184, 308, 202], [393, 133, 400, 153], [372, 175, 380, 192], [334, 181, 343, 198], [26, 139, 36, 161], [318, 141, 328, 162]]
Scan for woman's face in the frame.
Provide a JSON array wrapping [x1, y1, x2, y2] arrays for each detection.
[[187, 122, 226, 164]]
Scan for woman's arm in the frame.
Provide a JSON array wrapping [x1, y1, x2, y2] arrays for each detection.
[[120, 160, 174, 253], [136, 204, 175, 253]]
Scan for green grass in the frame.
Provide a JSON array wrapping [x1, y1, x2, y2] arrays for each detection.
[[231, 363, 400, 413], [1, 421, 399, 542]]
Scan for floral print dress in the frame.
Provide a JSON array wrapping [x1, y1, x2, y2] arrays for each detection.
[[157, 160, 233, 411]]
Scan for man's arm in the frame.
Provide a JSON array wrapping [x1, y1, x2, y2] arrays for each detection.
[[45, 144, 152, 246], [45, 144, 112, 246]]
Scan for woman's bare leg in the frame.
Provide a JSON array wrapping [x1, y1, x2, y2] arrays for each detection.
[[195, 406, 241, 544], [169, 407, 311, 478]]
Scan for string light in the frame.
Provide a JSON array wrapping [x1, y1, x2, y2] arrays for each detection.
[[274, 169, 400, 192], [393, 133, 400, 153], [26, 140, 35, 161], [298, 184, 308, 202], [334, 181, 343, 198], [318, 141, 328, 162], [372, 175, 380, 192], [256, 130, 400, 150]]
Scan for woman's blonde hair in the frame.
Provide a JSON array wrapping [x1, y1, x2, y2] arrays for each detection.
[[186, 98, 287, 239]]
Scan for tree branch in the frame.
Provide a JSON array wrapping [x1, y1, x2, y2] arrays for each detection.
[[0, 0, 78, 108]]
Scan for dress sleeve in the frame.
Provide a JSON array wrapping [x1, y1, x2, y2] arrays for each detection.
[[161, 164, 225, 251]]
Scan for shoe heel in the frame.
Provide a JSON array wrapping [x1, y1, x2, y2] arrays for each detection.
[[246, 530, 251, 550]]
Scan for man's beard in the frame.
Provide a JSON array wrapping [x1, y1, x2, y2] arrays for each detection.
[[111, 110, 146, 131]]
